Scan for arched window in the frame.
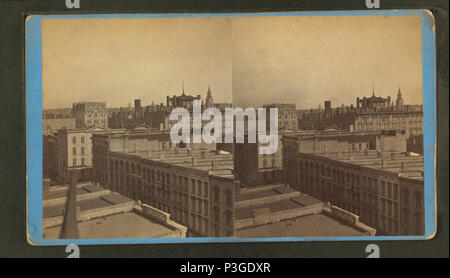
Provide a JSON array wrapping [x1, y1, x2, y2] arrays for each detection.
[[225, 190, 232, 207]]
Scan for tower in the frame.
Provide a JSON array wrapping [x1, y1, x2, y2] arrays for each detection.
[[205, 84, 214, 108], [396, 87, 404, 108]]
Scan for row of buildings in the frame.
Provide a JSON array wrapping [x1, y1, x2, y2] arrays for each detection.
[[298, 89, 423, 139]]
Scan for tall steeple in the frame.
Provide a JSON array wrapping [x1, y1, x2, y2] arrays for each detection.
[[182, 81, 185, 95], [205, 82, 214, 108], [396, 86, 404, 108]]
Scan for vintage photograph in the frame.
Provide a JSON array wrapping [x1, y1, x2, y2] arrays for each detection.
[[40, 13, 426, 240]]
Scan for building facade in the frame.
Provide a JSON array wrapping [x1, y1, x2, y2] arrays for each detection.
[[55, 127, 110, 183], [282, 140, 425, 236], [72, 102, 108, 129], [91, 129, 235, 237], [264, 103, 298, 130], [43, 108, 76, 136]]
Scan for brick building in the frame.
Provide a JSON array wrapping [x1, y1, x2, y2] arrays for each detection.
[[91, 129, 235, 237], [72, 102, 108, 129], [282, 142, 424, 236], [54, 127, 111, 184], [235, 129, 406, 187], [264, 103, 298, 130]]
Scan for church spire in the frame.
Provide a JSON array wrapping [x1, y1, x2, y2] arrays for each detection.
[[205, 82, 214, 108], [396, 86, 404, 108]]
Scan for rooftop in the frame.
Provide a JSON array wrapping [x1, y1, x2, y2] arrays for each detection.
[[312, 150, 424, 180], [43, 182, 187, 239], [235, 184, 375, 237], [116, 148, 235, 178], [235, 214, 368, 238]]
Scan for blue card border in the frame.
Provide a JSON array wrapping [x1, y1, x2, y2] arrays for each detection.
[[26, 10, 437, 246]]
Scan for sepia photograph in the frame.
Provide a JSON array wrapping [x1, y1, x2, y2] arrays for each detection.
[[33, 11, 432, 243]]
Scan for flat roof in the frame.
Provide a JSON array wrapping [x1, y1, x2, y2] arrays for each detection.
[[115, 148, 235, 177], [43, 182, 185, 239], [236, 214, 366, 238], [312, 150, 424, 180], [43, 197, 113, 218], [44, 212, 175, 239]]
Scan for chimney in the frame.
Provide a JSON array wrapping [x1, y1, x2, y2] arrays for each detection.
[[381, 159, 386, 168], [211, 160, 217, 170], [192, 157, 197, 166], [324, 101, 331, 114]]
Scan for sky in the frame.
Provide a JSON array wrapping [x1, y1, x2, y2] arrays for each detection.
[[231, 15, 423, 108], [42, 14, 423, 110], [42, 17, 233, 109]]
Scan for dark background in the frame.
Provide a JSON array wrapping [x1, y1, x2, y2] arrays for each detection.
[[0, 0, 448, 258]]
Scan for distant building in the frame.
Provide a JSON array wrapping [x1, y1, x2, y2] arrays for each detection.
[[298, 88, 423, 138], [43, 134, 59, 182], [72, 102, 108, 129], [264, 103, 298, 130], [108, 84, 230, 130], [43, 182, 187, 239], [43, 108, 76, 136], [205, 85, 214, 108], [55, 127, 111, 184], [91, 129, 235, 237], [166, 83, 202, 110]]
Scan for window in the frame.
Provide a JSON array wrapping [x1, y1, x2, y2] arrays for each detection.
[[414, 192, 422, 209], [72, 136, 76, 144], [191, 179, 196, 193], [213, 187, 220, 203], [225, 190, 232, 207], [204, 182, 209, 197], [387, 182, 392, 198], [81, 158, 85, 166], [197, 181, 202, 196], [81, 147, 85, 155], [72, 147, 76, 155], [81, 136, 85, 144], [72, 158, 77, 166], [393, 184, 398, 200]]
